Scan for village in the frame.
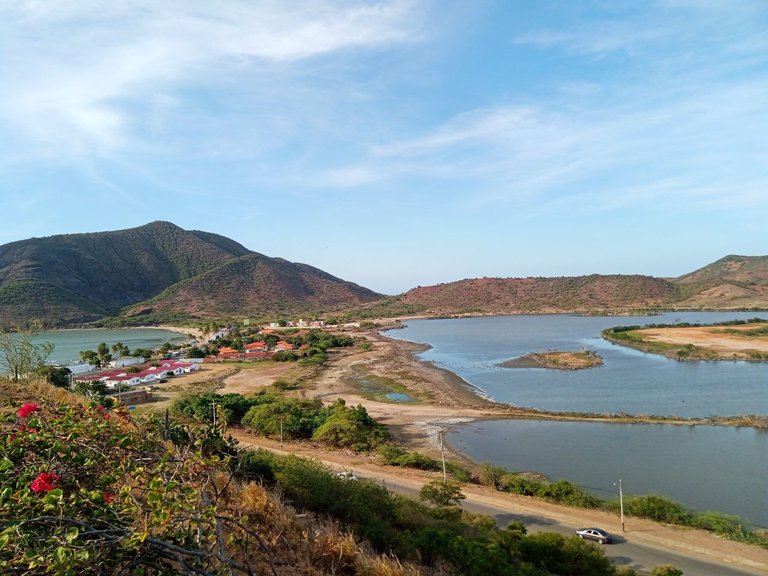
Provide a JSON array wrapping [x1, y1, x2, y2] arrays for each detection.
[[64, 319, 363, 406]]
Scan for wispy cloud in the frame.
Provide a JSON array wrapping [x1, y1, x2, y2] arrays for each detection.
[[0, 1, 429, 159]]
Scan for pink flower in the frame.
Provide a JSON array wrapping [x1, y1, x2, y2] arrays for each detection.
[[18, 403, 41, 418], [30, 472, 60, 493]]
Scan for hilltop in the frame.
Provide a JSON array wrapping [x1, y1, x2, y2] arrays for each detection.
[[2, 220, 767, 328], [396, 256, 768, 316], [0, 222, 382, 328]]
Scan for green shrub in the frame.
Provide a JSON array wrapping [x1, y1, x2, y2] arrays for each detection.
[[538, 479, 601, 508], [651, 565, 684, 576], [312, 401, 390, 451], [624, 494, 693, 524], [500, 473, 543, 496]]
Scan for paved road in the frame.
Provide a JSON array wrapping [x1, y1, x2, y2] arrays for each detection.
[[375, 475, 766, 576], [235, 435, 767, 576]]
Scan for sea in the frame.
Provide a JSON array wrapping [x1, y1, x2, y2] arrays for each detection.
[[385, 312, 768, 527]]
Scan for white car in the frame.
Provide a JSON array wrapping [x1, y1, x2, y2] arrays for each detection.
[[335, 471, 358, 481], [575, 527, 612, 544]]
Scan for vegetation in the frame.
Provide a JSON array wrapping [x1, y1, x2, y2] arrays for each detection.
[[603, 318, 768, 361], [234, 449, 618, 576], [0, 322, 55, 382], [1, 382, 634, 575], [499, 350, 604, 370]]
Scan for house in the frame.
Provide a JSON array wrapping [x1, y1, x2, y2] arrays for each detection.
[[64, 362, 96, 375], [243, 342, 268, 352], [273, 341, 294, 352], [109, 356, 145, 368]]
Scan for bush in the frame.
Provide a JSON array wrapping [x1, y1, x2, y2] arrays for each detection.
[[478, 462, 507, 488], [312, 401, 390, 451], [538, 479, 601, 508], [500, 473, 543, 496], [651, 565, 684, 576], [624, 495, 693, 524]]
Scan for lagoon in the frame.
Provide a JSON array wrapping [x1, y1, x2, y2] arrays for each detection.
[[33, 328, 189, 365], [386, 313, 768, 526]]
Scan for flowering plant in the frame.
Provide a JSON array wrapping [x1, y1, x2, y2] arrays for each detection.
[[0, 399, 255, 574]]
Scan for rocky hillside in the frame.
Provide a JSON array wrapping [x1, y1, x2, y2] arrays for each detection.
[[673, 255, 768, 309], [398, 257, 768, 316], [122, 253, 382, 321], [400, 274, 681, 315], [0, 222, 381, 327]]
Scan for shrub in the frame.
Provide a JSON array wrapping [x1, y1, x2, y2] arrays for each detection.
[[538, 479, 601, 508], [312, 401, 390, 451], [651, 565, 684, 576], [624, 494, 693, 524]]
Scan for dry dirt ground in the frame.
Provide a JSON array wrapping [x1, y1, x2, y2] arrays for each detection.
[[638, 323, 768, 356]]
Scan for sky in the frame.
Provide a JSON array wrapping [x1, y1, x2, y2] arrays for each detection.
[[2, 1, 767, 295]]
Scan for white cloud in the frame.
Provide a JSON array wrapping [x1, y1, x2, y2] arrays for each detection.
[[0, 1, 429, 158]]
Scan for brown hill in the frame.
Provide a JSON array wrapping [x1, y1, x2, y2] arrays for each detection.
[[122, 253, 382, 321], [400, 274, 680, 315], [673, 255, 768, 309]]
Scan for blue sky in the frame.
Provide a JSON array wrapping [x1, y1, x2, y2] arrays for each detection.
[[2, 1, 767, 295]]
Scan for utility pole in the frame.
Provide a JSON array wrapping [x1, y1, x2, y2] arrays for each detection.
[[615, 479, 625, 532], [438, 429, 447, 483], [280, 416, 284, 450]]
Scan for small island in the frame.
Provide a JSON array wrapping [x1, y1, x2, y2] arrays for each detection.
[[499, 350, 604, 370]]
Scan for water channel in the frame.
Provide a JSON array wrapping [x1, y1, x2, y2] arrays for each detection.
[[385, 312, 768, 526]]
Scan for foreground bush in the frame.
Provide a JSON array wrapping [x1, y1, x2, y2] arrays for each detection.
[[0, 397, 421, 575]]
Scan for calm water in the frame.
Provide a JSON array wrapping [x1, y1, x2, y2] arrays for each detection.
[[32, 328, 188, 365], [385, 313, 768, 525], [387, 312, 768, 417]]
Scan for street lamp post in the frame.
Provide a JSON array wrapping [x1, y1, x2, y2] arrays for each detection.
[[615, 479, 625, 532], [438, 429, 447, 483]]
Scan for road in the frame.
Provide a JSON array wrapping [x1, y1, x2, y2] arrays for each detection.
[[234, 434, 768, 576], [376, 474, 766, 576]]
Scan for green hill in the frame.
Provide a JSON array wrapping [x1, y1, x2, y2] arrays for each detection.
[[0, 222, 381, 328]]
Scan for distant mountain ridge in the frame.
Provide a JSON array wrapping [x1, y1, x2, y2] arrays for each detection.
[[2, 222, 766, 328], [398, 255, 768, 316], [0, 222, 381, 327]]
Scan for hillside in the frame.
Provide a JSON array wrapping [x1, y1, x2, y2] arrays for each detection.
[[673, 255, 768, 308], [122, 253, 382, 321], [0, 221, 251, 327], [399, 274, 681, 315]]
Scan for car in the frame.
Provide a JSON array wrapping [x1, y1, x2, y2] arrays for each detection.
[[575, 527, 612, 544], [335, 471, 358, 481]]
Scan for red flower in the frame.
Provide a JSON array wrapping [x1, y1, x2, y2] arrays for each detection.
[[102, 492, 115, 504], [30, 472, 60, 493], [18, 425, 38, 434], [18, 403, 41, 418]]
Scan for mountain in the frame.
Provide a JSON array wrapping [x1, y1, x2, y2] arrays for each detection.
[[399, 274, 681, 315], [397, 256, 768, 315], [0, 222, 381, 327], [122, 254, 382, 321], [672, 255, 768, 309]]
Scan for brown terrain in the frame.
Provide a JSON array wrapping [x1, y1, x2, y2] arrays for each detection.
[[638, 323, 768, 357]]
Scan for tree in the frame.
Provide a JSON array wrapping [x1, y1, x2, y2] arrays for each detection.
[[419, 479, 466, 508], [0, 322, 55, 382], [111, 342, 130, 357], [35, 365, 72, 388]]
